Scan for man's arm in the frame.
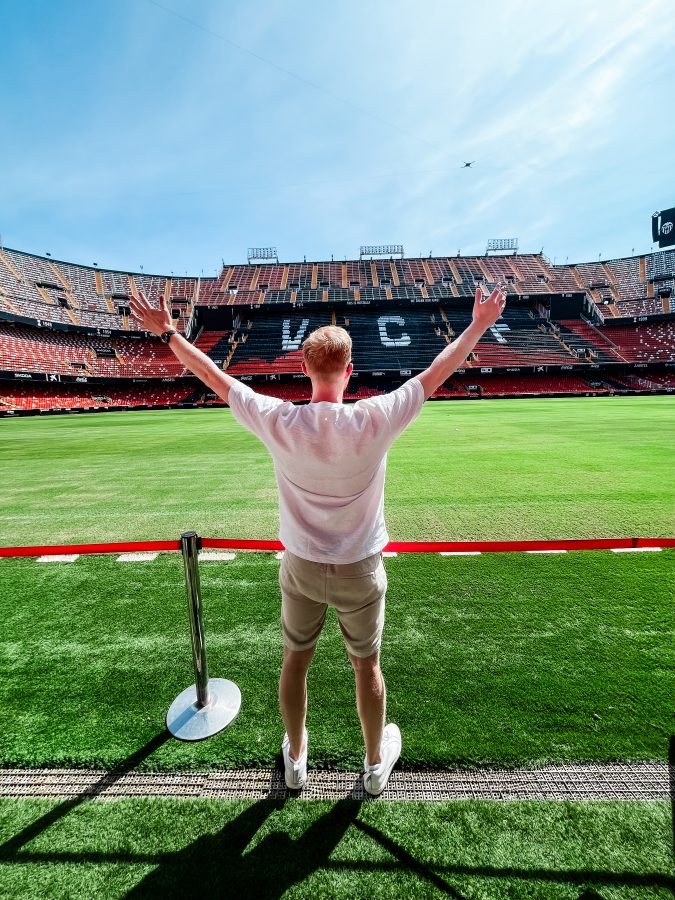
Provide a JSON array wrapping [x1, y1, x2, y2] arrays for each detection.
[[129, 292, 237, 403], [416, 284, 507, 400]]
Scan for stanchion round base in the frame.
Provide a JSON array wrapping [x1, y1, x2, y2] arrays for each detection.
[[166, 679, 241, 741]]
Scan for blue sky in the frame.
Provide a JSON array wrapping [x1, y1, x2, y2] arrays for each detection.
[[1, 0, 672, 275]]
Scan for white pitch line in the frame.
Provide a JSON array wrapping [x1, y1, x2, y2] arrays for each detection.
[[611, 547, 662, 553], [526, 549, 568, 554], [117, 552, 158, 562], [275, 551, 284, 560], [382, 551, 398, 557], [37, 555, 79, 563], [199, 552, 236, 561], [440, 551, 481, 556]]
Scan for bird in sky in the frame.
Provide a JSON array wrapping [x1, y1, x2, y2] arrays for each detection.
[[462, 161, 476, 168]]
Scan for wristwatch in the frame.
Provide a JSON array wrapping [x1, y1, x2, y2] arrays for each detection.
[[160, 329, 177, 344]]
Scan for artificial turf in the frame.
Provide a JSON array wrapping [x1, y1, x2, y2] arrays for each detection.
[[1, 396, 673, 899], [0, 551, 671, 770], [0, 798, 672, 898]]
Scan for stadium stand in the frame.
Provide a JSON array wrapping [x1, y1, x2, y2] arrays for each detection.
[[0, 382, 192, 411], [0, 323, 186, 377], [347, 309, 447, 371], [0, 249, 192, 333], [224, 313, 333, 374], [453, 372, 608, 396], [593, 321, 675, 362], [613, 371, 675, 390], [556, 320, 627, 362], [246, 382, 311, 401], [1, 246, 673, 414]]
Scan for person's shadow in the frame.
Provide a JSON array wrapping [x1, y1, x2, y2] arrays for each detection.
[[124, 796, 362, 899]]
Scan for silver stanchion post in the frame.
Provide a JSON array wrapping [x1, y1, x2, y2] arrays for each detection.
[[182, 529, 210, 708], [166, 531, 241, 741]]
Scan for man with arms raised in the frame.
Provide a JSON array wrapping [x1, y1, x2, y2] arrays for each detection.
[[131, 283, 506, 794]]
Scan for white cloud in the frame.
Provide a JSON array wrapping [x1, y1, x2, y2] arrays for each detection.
[[2, 0, 673, 268]]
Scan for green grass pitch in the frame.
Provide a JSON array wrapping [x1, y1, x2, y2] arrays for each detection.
[[1, 798, 672, 899], [2, 394, 673, 546], [0, 395, 673, 898], [0, 549, 672, 770]]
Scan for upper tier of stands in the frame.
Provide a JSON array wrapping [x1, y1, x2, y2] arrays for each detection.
[[1, 247, 673, 330], [0, 248, 195, 334], [201, 251, 675, 319]]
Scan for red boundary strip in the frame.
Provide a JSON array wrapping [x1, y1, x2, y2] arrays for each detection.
[[0, 540, 180, 558], [636, 537, 675, 548], [203, 538, 283, 551], [0, 536, 673, 558]]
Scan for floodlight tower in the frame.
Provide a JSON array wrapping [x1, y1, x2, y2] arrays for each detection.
[[247, 247, 279, 264], [359, 245, 404, 259]]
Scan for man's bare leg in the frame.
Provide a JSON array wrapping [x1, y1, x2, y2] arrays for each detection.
[[349, 650, 386, 766], [279, 646, 315, 760]]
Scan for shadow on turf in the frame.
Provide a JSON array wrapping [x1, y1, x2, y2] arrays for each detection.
[[2, 786, 673, 899], [124, 797, 465, 899], [1, 734, 673, 899], [106, 800, 675, 899], [0, 730, 172, 857]]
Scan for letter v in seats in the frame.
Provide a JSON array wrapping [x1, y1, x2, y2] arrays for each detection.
[[282, 318, 310, 351]]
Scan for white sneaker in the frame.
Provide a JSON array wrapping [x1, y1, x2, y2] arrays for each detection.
[[282, 728, 308, 790], [363, 723, 401, 796]]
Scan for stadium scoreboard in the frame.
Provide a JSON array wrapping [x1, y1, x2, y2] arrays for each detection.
[[652, 208, 675, 248]]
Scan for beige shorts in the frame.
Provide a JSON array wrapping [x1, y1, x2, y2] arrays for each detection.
[[279, 549, 388, 658]]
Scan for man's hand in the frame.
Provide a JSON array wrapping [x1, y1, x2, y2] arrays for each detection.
[[472, 282, 507, 329], [129, 291, 173, 337], [129, 288, 238, 403], [415, 281, 508, 400]]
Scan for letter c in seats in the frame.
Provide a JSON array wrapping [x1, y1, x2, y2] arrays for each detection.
[[378, 315, 411, 348]]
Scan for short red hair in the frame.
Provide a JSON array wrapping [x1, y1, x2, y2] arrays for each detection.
[[302, 326, 352, 380]]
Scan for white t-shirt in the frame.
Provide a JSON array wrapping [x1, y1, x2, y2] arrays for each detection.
[[227, 378, 425, 563]]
